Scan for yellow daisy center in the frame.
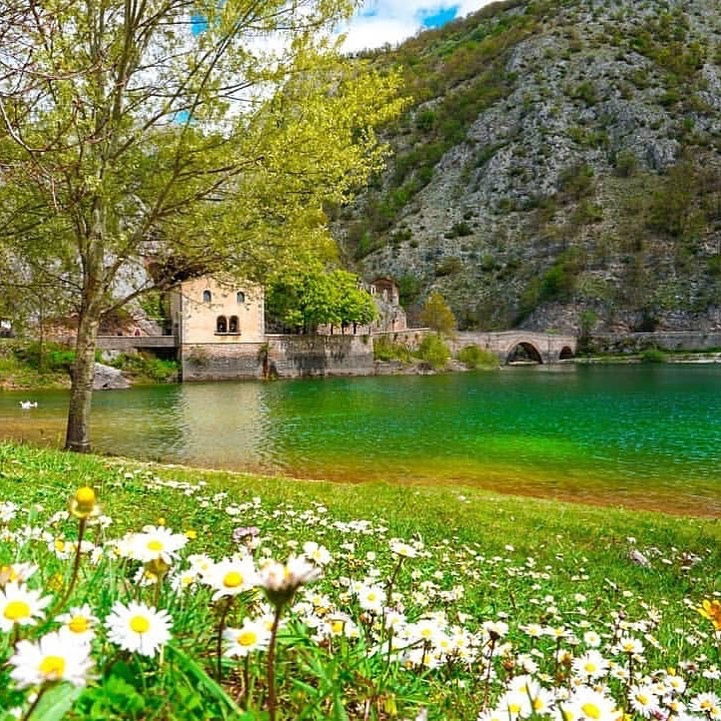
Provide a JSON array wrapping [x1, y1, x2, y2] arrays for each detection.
[[39, 655, 66, 678], [68, 616, 89, 633], [238, 630, 257, 646], [330, 620, 344, 635], [585, 662, 597, 672], [533, 699, 545, 711], [4, 600, 30, 621], [147, 540, 164, 552], [581, 703, 601, 719], [129, 615, 151, 634], [223, 571, 243, 588]]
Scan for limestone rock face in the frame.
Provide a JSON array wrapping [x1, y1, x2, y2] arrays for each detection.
[[338, 0, 721, 335], [93, 363, 130, 390]]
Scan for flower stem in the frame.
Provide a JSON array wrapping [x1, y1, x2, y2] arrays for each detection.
[[53, 516, 87, 613], [215, 596, 234, 681], [22, 684, 47, 721], [266, 605, 283, 721]]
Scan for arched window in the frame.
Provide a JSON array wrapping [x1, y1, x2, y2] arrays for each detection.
[[236, 291, 245, 304], [203, 290, 212, 303], [216, 315, 227, 333], [229, 315, 239, 333]]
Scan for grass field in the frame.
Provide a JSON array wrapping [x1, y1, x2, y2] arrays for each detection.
[[0, 442, 719, 720]]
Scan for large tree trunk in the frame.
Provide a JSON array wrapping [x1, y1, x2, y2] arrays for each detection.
[[65, 305, 101, 452], [65, 231, 106, 453]]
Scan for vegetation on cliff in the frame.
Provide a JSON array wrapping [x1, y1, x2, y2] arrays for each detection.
[[335, 0, 721, 334]]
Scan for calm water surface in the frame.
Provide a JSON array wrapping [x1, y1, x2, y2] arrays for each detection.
[[2, 364, 721, 516]]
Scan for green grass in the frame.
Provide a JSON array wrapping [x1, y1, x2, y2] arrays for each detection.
[[0, 442, 719, 720]]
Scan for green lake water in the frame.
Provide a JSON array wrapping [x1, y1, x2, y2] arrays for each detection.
[[2, 364, 721, 516]]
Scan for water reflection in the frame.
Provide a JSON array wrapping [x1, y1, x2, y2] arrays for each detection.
[[2, 365, 721, 516]]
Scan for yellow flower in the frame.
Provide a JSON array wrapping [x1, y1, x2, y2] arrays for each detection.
[[698, 599, 721, 630], [184, 530, 197, 539], [69, 487, 99, 519]]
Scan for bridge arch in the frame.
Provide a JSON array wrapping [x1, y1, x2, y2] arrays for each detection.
[[506, 341, 543, 364], [559, 345, 574, 360]]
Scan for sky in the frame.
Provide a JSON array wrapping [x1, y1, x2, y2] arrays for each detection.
[[340, 0, 497, 53]]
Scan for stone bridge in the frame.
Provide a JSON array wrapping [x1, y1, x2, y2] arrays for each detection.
[[452, 330, 577, 364]]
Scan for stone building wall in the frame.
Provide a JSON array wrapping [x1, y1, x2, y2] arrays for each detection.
[[179, 334, 375, 381]]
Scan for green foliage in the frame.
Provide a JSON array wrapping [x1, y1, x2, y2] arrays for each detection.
[[641, 347, 667, 363], [456, 344, 498, 369], [372, 335, 413, 362], [396, 275, 422, 307], [109, 353, 179, 383], [420, 291, 456, 336], [434, 256, 463, 277], [1, 442, 721, 720], [614, 150, 638, 178], [559, 163, 595, 201], [267, 260, 376, 333], [416, 333, 451, 369]]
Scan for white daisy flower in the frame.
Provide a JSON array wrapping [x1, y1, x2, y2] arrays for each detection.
[[124, 525, 188, 564], [10, 631, 93, 687], [203, 556, 259, 601], [55, 604, 99, 643], [223, 618, 271, 657], [258, 556, 321, 607], [0, 582, 51, 632], [572, 650, 610, 680], [105, 601, 172, 657]]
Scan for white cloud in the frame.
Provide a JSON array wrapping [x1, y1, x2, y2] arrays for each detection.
[[340, 0, 498, 53]]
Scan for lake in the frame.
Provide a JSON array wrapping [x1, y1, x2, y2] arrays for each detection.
[[2, 364, 721, 516]]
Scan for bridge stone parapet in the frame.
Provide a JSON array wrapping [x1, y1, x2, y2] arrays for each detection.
[[96, 335, 177, 352], [452, 331, 577, 364]]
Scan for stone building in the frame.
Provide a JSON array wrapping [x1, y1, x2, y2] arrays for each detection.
[[169, 276, 266, 380]]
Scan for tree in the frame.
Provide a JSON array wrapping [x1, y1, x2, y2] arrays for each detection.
[[265, 259, 376, 333], [420, 291, 456, 336], [0, 0, 404, 451]]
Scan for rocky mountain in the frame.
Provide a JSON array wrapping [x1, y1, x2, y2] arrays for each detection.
[[335, 0, 721, 334]]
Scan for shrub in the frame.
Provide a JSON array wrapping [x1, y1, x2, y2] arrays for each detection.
[[456, 344, 498, 369], [641, 347, 667, 363], [416, 333, 450, 369], [111, 352, 179, 382], [373, 336, 413, 363]]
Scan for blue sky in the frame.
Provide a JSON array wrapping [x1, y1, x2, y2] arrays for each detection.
[[342, 1, 495, 52]]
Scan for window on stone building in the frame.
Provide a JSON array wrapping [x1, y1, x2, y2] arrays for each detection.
[[229, 315, 239, 333], [216, 315, 227, 333], [203, 290, 212, 303], [236, 291, 245, 304]]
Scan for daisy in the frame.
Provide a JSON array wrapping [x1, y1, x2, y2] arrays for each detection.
[[0, 582, 51, 632], [55, 604, 99, 643], [564, 687, 621, 721], [105, 601, 172, 657], [302, 541, 332, 566], [357, 584, 386, 614], [9, 631, 93, 688], [125, 525, 188, 564], [258, 556, 321, 608], [203, 556, 259, 601], [572, 650, 610, 680], [629, 684, 660, 718], [223, 618, 271, 657]]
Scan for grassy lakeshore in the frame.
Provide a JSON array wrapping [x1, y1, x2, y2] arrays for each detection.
[[0, 442, 720, 720]]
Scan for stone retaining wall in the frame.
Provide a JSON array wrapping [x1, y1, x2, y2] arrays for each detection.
[[179, 334, 375, 381], [591, 332, 721, 354]]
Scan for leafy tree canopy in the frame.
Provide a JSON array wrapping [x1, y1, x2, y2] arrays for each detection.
[[266, 257, 377, 332], [0, 0, 405, 450]]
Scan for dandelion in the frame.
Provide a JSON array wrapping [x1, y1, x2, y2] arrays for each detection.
[[9, 631, 93, 688], [105, 601, 172, 657], [223, 618, 271, 657], [0, 582, 51, 632], [698, 599, 721, 631]]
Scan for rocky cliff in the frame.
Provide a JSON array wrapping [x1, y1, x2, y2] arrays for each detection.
[[336, 0, 721, 335]]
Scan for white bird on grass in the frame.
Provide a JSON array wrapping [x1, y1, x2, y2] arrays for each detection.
[[19, 401, 38, 409]]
